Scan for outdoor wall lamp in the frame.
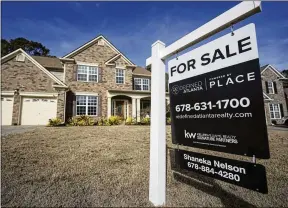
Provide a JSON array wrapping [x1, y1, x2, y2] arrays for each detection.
[[14, 88, 19, 95]]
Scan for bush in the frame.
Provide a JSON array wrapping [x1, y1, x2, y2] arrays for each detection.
[[97, 116, 121, 126], [125, 117, 137, 125], [68, 115, 95, 126], [167, 117, 171, 125], [98, 117, 110, 126], [108, 116, 122, 125], [47, 118, 63, 127], [141, 117, 150, 125]]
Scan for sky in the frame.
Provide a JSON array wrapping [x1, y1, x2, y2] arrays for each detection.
[[2, 1, 288, 71]]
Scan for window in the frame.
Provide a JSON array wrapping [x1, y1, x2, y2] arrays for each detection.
[[267, 81, 275, 94], [134, 78, 150, 91], [269, 104, 281, 119], [76, 95, 98, 116], [77, 65, 98, 82], [116, 68, 125, 84]]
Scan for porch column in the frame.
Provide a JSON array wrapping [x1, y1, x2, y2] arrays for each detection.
[[107, 96, 112, 118], [137, 98, 141, 122], [132, 98, 136, 119]]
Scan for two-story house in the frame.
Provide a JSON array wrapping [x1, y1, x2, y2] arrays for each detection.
[[261, 64, 288, 125], [1, 35, 169, 125], [1, 35, 287, 126]]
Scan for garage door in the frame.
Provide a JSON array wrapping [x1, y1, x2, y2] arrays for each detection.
[[21, 97, 57, 125], [1, 97, 14, 125]]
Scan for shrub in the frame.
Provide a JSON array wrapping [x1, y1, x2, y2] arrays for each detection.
[[98, 117, 108, 126], [125, 117, 137, 125], [68, 117, 79, 126], [47, 118, 63, 127], [141, 117, 150, 125], [98, 117, 115, 126], [167, 117, 171, 125], [108, 116, 121, 125], [68, 115, 95, 126]]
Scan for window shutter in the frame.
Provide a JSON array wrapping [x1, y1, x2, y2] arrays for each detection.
[[265, 81, 269, 93], [74, 65, 78, 81], [98, 67, 102, 83], [73, 95, 77, 116], [65, 91, 75, 121], [279, 104, 284, 118], [132, 77, 135, 90], [273, 82, 278, 94], [98, 96, 102, 117]]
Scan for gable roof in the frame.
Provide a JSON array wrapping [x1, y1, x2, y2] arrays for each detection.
[[260, 64, 269, 72], [63, 35, 135, 66], [133, 66, 151, 76], [105, 54, 122, 65], [263, 92, 273, 101], [32, 56, 63, 69], [261, 64, 286, 79], [1, 48, 67, 87]]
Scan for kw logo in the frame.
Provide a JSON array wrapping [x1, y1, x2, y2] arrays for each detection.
[[184, 130, 197, 139]]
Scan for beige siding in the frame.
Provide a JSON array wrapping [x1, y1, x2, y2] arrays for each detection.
[[49, 69, 64, 81]]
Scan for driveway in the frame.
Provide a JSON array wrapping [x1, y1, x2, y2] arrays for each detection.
[[1, 125, 42, 137]]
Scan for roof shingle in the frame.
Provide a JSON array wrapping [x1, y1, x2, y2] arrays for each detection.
[[32, 56, 63, 69], [132, 66, 151, 76]]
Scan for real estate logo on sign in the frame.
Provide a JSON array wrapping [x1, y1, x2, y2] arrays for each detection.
[[168, 23, 270, 159]]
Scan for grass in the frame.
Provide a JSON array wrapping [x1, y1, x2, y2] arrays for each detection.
[[1, 126, 288, 207]]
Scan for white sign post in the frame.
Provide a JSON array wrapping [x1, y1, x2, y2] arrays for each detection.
[[147, 1, 262, 206]]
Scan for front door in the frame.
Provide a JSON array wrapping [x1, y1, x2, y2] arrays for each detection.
[[115, 101, 124, 118]]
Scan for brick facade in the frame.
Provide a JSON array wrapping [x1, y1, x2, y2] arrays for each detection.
[[4, 37, 286, 126], [1, 56, 66, 124], [64, 39, 136, 120], [261, 66, 288, 124]]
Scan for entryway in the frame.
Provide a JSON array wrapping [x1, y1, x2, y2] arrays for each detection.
[[112, 99, 129, 119], [110, 95, 131, 119]]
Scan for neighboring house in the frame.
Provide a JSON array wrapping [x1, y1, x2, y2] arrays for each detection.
[[261, 64, 288, 125], [1, 35, 169, 125]]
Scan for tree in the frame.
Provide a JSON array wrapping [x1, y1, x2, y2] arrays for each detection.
[[1, 39, 10, 56], [1, 37, 50, 57], [282, 69, 288, 78]]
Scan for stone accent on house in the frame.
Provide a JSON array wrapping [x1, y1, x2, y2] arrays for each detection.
[[56, 90, 66, 121], [1, 56, 66, 124], [12, 94, 21, 125], [261, 66, 288, 124], [1, 56, 57, 92], [63, 38, 134, 119]]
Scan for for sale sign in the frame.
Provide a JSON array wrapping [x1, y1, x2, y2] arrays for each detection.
[[168, 24, 270, 159], [174, 150, 268, 193]]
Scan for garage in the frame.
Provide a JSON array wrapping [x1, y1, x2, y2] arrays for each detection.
[[1, 96, 14, 125], [21, 97, 57, 125]]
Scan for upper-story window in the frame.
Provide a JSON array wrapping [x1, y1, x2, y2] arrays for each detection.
[[134, 78, 150, 91], [77, 65, 98, 82], [267, 81, 275, 94], [116, 68, 125, 84]]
